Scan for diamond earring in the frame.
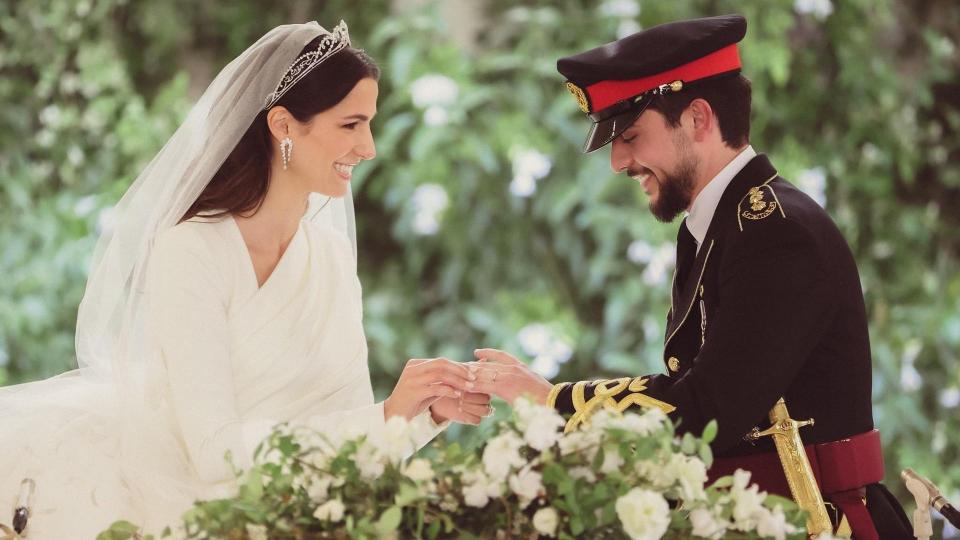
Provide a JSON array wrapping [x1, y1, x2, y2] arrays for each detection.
[[280, 137, 294, 170]]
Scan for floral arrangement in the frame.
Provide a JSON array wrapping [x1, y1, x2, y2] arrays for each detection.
[[102, 401, 811, 539]]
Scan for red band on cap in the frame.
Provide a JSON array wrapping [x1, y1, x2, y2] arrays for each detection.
[[586, 44, 742, 113]]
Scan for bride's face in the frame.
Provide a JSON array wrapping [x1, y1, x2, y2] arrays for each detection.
[[290, 77, 378, 198]]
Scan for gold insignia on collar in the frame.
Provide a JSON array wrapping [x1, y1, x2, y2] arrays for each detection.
[[740, 186, 777, 221], [565, 81, 590, 113]]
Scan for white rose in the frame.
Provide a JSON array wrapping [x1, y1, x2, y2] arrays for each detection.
[[245, 524, 268, 540], [313, 498, 345, 522], [600, 443, 625, 473], [568, 466, 596, 483], [483, 431, 526, 480], [461, 469, 503, 508], [610, 408, 667, 436], [532, 506, 560, 537], [689, 507, 726, 539], [615, 488, 670, 540], [558, 430, 601, 460], [730, 470, 768, 531], [306, 476, 332, 503], [379, 416, 415, 463], [515, 399, 565, 450], [355, 440, 386, 480], [756, 505, 800, 540], [508, 467, 544, 508], [665, 454, 707, 501], [402, 458, 435, 483]]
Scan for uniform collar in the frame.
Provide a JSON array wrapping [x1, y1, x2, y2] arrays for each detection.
[[686, 145, 756, 248]]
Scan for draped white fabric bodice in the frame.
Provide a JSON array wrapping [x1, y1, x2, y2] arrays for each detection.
[[0, 216, 442, 538]]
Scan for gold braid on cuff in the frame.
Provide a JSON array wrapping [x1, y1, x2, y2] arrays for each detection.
[[563, 376, 675, 433], [546, 382, 570, 409]]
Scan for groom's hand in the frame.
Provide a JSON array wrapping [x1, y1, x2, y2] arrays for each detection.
[[470, 348, 553, 406], [429, 392, 493, 426]]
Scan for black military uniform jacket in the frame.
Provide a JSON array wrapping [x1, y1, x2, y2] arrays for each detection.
[[550, 154, 875, 457]]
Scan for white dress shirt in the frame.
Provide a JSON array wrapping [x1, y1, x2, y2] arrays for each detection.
[[686, 145, 756, 252]]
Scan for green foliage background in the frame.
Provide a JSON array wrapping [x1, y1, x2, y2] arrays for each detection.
[[1, 0, 958, 514]]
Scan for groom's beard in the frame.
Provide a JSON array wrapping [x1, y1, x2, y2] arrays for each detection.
[[650, 135, 698, 223]]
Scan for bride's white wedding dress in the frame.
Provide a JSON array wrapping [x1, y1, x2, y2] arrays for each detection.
[[0, 215, 443, 538]]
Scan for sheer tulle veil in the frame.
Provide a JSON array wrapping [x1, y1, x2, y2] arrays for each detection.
[[0, 20, 359, 525]]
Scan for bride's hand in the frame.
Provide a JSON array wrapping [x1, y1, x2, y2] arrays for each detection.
[[429, 392, 493, 425], [469, 348, 553, 405], [384, 358, 477, 420]]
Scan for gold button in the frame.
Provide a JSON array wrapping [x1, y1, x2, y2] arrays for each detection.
[[668, 356, 680, 372]]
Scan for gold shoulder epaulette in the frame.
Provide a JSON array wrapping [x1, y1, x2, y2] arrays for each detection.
[[737, 172, 785, 231]]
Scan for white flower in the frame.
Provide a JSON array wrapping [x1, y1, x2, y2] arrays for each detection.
[[532, 506, 560, 537], [462, 480, 491, 508], [940, 387, 960, 408], [411, 183, 449, 236], [558, 430, 602, 460], [568, 466, 597, 483], [642, 244, 676, 286], [379, 416, 415, 463], [423, 105, 449, 126], [482, 431, 526, 480], [517, 324, 552, 357], [608, 408, 668, 436], [313, 498, 345, 522], [509, 149, 552, 199], [510, 174, 538, 198], [689, 507, 726, 539], [508, 467, 544, 508], [39, 104, 61, 127], [514, 399, 565, 451], [617, 19, 642, 39], [73, 195, 98, 218], [900, 361, 922, 392], [794, 0, 833, 19], [531, 355, 560, 378], [616, 488, 671, 540], [306, 475, 333, 503], [756, 505, 800, 540], [513, 149, 552, 181], [627, 240, 654, 264], [796, 167, 827, 207], [600, 443, 625, 474], [600, 0, 640, 18], [355, 440, 385, 480], [461, 469, 503, 508], [410, 74, 459, 108], [245, 524, 268, 540], [730, 470, 769, 531], [403, 458, 435, 483], [664, 454, 707, 501]]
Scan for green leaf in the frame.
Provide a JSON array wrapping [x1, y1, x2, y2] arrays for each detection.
[[701, 420, 718, 444], [376, 505, 403, 534]]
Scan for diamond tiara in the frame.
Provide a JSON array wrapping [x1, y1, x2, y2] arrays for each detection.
[[263, 21, 352, 111]]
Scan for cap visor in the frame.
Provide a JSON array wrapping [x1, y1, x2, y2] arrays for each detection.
[[581, 97, 652, 153]]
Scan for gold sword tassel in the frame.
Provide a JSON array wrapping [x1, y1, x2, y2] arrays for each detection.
[[745, 398, 833, 537]]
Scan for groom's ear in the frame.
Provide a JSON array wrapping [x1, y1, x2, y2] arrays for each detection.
[[265, 106, 293, 143]]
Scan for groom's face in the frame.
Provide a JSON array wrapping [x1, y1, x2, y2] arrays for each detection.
[[609, 109, 699, 223]]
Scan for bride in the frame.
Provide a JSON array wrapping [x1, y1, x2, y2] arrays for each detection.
[[0, 21, 490, 538]]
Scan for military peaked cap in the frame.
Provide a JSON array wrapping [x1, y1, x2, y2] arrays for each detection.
[[558, 14, 747, 153]]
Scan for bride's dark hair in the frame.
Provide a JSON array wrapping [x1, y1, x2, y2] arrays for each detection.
[[181, 43, 380, 222]]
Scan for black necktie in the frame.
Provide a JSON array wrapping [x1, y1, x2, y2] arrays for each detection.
[[673, 220, 697, 302]]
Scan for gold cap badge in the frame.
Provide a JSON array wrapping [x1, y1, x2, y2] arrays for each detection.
[[565, 81, 590, 113]]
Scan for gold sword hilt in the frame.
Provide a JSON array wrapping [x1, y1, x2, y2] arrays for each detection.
[[745, 398, 833, 537]]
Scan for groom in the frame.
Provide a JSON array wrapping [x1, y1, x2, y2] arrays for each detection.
[[472, 14, 912, 539]]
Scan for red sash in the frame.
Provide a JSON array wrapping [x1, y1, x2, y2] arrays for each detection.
[[707, 429, 884, 540]]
